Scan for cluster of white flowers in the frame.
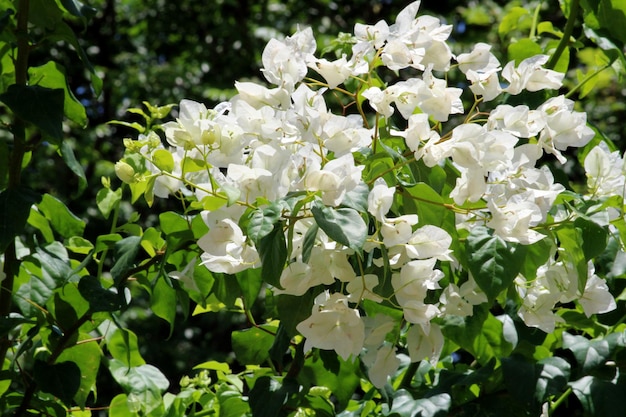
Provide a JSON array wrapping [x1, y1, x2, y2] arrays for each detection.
[[117, 1, 620, 388]]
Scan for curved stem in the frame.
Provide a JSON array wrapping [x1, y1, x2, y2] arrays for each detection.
[[546, 0, 580, 70]]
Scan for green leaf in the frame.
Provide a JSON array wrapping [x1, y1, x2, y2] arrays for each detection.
[[37, 193, 85, 238], [27, 206, 55, 243], [277, 292, 316, 337], [235, 267, 263, 309], [0, 84, 64, 141], [574, 217, 608, 261], [302, 223, 318, 264], [556, 224, 588, 294], [311, 201, 367, 252], [57, 0, 97, 23], [466, 226, 527, 301], [247, 203, 283, 244], [404, 183, 449, 228], [33, 360, 81, 406], [388, 390, 451, 417], [96, 187, 122, 219], [441, 305, 514, 366], [152, 149, 175, 173], [28, 61, 87, 126], [232, 325, 276, 365], [0, 187, 41, 252], [109, 360, 169, 414], [28, 0, 63, 29], [151, 276, 177, 337], [58, 141, 88, 196], [498, 6, 532, 37], [508, 38, 543, 64], [78, 275, 123, 312], [562, 332, 611, 374], [111, 236, 142, 285], [341, 181, 369, 212], [249, 376, 298, 417], [258, 223, 287, 287], [56, 332, 102, 408], [300, 351, 361, 410], [569, 375, 626, 417], [519, 238, 553, 280], [108, 328, 146, 368]]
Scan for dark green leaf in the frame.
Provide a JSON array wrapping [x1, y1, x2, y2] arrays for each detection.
[[111, 235, 142, 284], [151, 276, 177, 337], [556, 224, 589, 294], [277, 292, 316, 337], [33, 360, 81, 406], [232, 325, 276, 365], [302, 223, 318, 264], [562, 332, 611, 374], [441, 305, 514, 366], [466, 226, 527, 301], [235, 267, 263, 309], [58, 141, 87, 196], [574, 217, 608, 261], [0, 187, 41, 252], [56, 332, 102, 408], [108, 328, 146, 368], [311, 201, 367, 252], [569, 375, 626, 417], [78, 275, 123, 312], [58, 0, 97, 23], [341, 181, 370, 212], [247, 203, 283, 244], [28, 0, 63, 29], [300, 351, 361, 410], [258, 223, 287, 287], [0, 317, 36, 338], [249, 376, 298, 417], [28, 61, 87, 126], [0, 85, 64, 141], [37, 193, 85, 238]]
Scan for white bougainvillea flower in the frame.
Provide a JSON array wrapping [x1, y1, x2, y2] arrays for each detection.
[[310, 55, 353, 89], [296, 291, 365, 360], [305, 153, 364, 206], [381, 215, 419, 247], [277, 261, 316, 296], [486, 199, 545, 244], [415, 67, 463, 121], [261, 27, 316, 90], [322, 114, 371, 156], [406, 323, 444, 364], [538, 96, 595, 159], [362, 87, 396, 118], [198, 218, 260, 274], [363, 343, 400, 388], [354, 19, 390, 49], [584, 144, 626, 199], [487, 104, 545, 138], [466, 69, 502, 102], [233, 81, 291, 110], [502, 55, 564, 95], [456, 42, 500, 74], [439, 283, 474, 317], [402, 299, 440, 329], [515, 275, 563, 333], [347, 274, 383, 303], [368, 179, 395, 221], [392, 258, 444, 306], [579, 264, 617, 317], [404, 225, 453, 260]]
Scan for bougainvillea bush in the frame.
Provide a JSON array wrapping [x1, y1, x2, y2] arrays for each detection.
[[2, 0, 626, 416]]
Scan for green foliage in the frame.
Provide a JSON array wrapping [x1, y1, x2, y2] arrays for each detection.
[[1, 0, 626, 416]]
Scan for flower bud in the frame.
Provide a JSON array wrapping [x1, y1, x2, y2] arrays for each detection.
[[115, 161, 137, 184]]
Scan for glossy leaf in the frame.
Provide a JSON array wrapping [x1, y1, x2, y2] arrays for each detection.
[[311, 201, 367, 252], [249, 376, 297, 417], [59, 141, 88, 195], [258, 223, 287, 288], [569, 375, 626, 417], [388, 390, 451, 417], [108, 328, 146, 368], [466, 226, 527, 301], [109, 360, 169, 414]]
